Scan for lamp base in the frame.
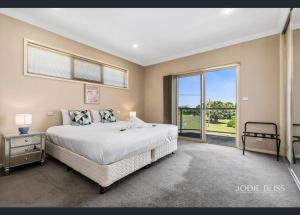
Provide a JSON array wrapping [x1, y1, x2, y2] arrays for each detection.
[[18, 127, 29, 135]]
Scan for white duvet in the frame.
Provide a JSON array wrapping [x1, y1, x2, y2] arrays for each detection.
[[46, 121, 178, 165]]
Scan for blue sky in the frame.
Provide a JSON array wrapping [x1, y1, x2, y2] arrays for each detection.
[[178, 67, 236, 107]]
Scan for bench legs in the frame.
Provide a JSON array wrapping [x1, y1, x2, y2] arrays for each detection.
[[242, 135, 281, 161], [293, 141, 296, 164], [276, 139, 281, 161]]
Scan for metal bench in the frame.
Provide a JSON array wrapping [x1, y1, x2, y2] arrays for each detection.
[[241, 122, 281, 161]]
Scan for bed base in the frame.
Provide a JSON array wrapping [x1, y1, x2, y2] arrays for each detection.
[[151, 139, 178, 162], [46, 138, 177, 193]]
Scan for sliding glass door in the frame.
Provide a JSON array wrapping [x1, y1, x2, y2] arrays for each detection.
[[177, 73, 205, 141], [176, 66, 237, 144], [205, 67, 237, 147]]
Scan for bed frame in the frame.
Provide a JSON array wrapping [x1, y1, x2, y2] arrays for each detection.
[[45, 138, 177, 193]]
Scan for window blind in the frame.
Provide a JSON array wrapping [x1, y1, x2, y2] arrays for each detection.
[[74, 59, 101, 83], [27, 45, 71, 79], [25, 41, 128, 88], [103, 66, 126, 87]]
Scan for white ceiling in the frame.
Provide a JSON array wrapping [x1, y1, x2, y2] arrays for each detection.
[[0, 8, 290, 66], [293, 8, 300, 29]]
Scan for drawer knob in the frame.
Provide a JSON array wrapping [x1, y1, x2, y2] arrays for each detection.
[[25, 157, 28, 161], [25, 139, 28, 142]]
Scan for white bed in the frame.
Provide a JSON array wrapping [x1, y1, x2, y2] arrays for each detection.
[[46, 121, 178, 193]]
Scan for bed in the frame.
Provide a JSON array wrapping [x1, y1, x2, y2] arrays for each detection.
[[46, 121, 178, 193]]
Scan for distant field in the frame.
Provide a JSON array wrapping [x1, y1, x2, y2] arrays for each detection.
[[179, 114, 236, 137]]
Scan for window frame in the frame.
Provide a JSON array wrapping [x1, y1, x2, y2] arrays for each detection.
[[24, 38, 129, 89]]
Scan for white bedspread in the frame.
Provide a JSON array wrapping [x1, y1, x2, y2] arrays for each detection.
[[46, 121, 178, 165]]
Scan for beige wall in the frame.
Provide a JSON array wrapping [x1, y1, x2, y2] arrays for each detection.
[[144, 35, 282, 154], [293, 28, 300, 157], [0, 13, 284, 164], [0, 14, 146, 163], [280, 31, 288, 159]]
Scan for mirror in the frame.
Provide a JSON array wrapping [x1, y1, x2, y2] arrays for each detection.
[[291, 8, 300, 179]]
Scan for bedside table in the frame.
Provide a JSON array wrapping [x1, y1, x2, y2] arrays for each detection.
[[2, 132, 46, 175]]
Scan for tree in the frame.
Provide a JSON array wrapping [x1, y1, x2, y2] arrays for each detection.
[[179, 100, 236, 124], [206, 100, 236, 123], [227, 116, 236, 128], [206, 100, 224, 123]]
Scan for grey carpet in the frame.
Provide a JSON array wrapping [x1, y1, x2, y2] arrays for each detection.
[[0, 140, 299, 207]]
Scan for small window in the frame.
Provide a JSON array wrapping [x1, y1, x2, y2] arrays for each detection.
[[74, 59, 101, 83], [25, 40, 128, 89], [28, 45, 72, 79], [103, 66, 126, 88]]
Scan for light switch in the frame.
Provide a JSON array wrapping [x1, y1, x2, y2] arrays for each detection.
[[242, 97, 249, 101], [47, 111, 55, 116]]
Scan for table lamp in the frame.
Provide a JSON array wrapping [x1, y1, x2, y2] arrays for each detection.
[[129, 111, 136, 118], [15, 114, 32, 134]]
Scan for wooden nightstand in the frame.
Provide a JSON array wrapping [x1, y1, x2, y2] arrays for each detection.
[[2, 132, 46, 175]]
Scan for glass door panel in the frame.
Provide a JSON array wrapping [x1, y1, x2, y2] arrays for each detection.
[[204, 67, 237, 147], [177, 74, 204, 140]]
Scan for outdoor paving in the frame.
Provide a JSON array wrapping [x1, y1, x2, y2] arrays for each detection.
[[179, 132, 236, 147]]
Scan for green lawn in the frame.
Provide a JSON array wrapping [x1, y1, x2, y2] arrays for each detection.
[[206, 119, 236, 137], [178, 114, 236, 137]]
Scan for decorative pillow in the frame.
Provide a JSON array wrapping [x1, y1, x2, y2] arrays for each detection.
[[91, 109, 101, 123], [69, 110, 92, 126], [99, 109, 116, 123]]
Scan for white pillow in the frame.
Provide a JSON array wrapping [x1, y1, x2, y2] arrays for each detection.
[[91, 110, 101, 123], [61, 109, 71, 125], [86, 111, 92, 123], [61, 109, 92, 125]]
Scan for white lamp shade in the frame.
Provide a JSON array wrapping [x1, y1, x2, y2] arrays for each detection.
[[15, 114, 32, 125], [129, 111, 136, 118]]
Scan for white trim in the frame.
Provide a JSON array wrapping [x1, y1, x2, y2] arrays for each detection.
[[288, 167, 300, 190], [235, 65, 240, 148], [0, 10, 283, 66]]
